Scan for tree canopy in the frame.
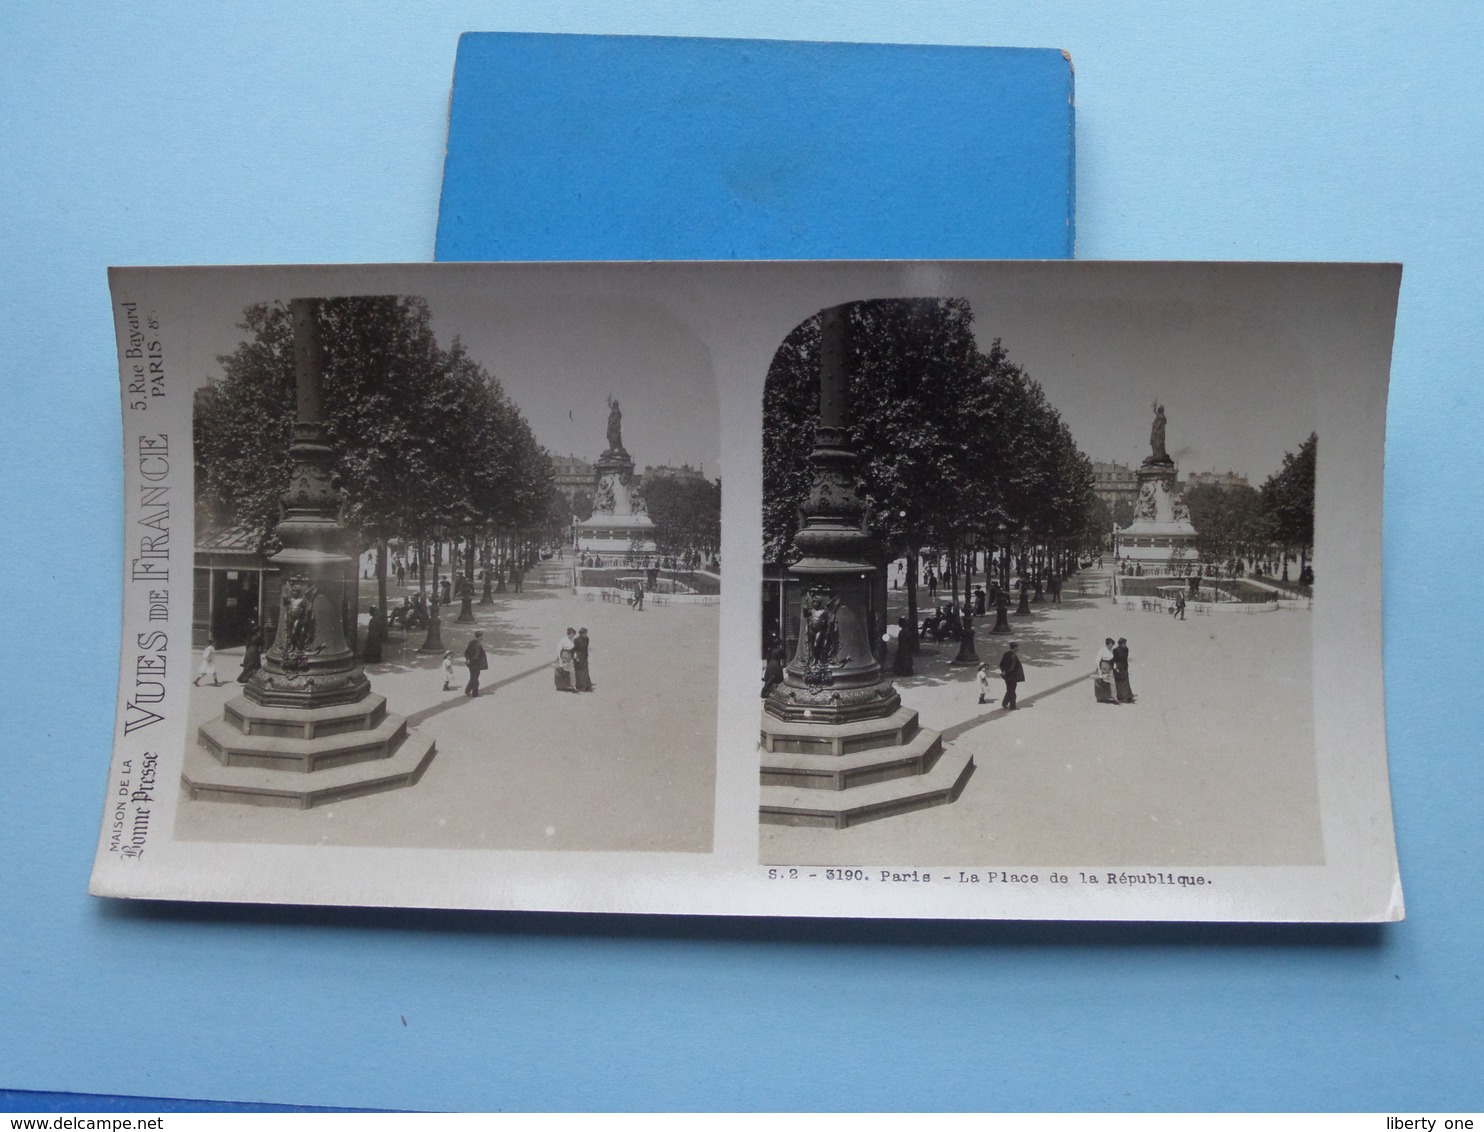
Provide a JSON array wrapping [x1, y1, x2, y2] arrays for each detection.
[[1260, 432, 1317, 560], [644, 476, 721, 558], [1183, 433, 1316, 570], [763, 298, 1095, 568], [1186, 482, 1268, 566], [194, 296, 552, 553]]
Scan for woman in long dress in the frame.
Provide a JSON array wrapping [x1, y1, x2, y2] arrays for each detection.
[[555, 627, 577, 692], [574, 627, 593, 692], [1112, 637, 1135, 703], [1094, 638, 1119, 704], [236, 625, 263, 684]]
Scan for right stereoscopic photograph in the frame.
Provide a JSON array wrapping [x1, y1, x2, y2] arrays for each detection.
[[757, 263, 1399, 884]]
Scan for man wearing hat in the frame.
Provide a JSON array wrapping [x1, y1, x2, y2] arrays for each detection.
[[998, 641, 1025, 710], [464, 630, 488, 698]]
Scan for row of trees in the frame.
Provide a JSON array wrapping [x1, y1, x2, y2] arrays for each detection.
[[195, 296, 557, 631], [763, 298, 1098, 649], [644, 476, 722, 561], [1185, 432, 1316, 578]]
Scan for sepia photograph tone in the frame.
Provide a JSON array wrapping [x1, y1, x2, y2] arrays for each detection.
[[176, 288, 720, 854], [759, 293, 1325, 867]]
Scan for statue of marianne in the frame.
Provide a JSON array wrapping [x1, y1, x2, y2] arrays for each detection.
[[606, 395, 623, 453], [1149, 402, 1168, 463]]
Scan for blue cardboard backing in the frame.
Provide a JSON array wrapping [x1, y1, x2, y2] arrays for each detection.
[[436, 33, 1074, 261]]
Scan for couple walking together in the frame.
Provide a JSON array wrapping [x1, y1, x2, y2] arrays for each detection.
[[555, 627, 594, 693], [1094, 637, 1135, 704]]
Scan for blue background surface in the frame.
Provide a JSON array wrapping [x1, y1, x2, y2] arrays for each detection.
[[2, 2, 1481, 1113]]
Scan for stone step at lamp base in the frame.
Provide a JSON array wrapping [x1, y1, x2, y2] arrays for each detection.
[[760, 707, 974, 829], [186, 693, 436, 809]]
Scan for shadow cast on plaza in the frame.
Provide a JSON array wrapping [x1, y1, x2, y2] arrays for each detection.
[[367, 608, 544, 673], [936, 668, 1096, 743], [403, 661, 554, 728], [892, 617, 1086, 692]]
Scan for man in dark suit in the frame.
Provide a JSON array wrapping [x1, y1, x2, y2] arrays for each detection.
[[464, 630, 488, 697], [998, 641, 1025, 710]]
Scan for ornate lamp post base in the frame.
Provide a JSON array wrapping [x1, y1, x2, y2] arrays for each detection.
[[760, 304, 972, 828], [1016, 584, 1032, 616], [760, 705, 974, 829], [189, 694, 436, 808], [418, 605, 444, 652], [194, 298, 433, 808], [951, 619, 980, 665]]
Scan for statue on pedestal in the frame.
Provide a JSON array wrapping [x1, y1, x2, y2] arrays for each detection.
[[279, 575, 320, 668], [800, 587, 846, 690], [606, 395, 624, 453], [593, 479, 615, 514], [1148, 402, 1169, 464]]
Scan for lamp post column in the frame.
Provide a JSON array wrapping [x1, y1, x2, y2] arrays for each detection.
[[764, 304, 898, 726], [245, 299, 369, 710], [759, 303, 972, 829]]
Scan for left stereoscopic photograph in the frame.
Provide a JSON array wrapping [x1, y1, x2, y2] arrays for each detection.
[[109, 270, 720, 873]]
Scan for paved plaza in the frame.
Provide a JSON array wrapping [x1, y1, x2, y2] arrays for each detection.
[[761, 567, 1322, 867], [177, 559, 718, 853]]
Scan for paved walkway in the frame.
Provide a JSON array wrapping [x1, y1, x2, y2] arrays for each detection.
[[762, 568, 1321, 868], [177, 558, 719, 854]]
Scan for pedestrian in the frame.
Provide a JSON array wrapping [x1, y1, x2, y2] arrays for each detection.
[[237, 624, 263, 684], [632, 580, 645, 611], [195, 640, 221, 687], [1094, 638, 1119, 704], [441, 650, 455, 691], [1113, 637, 1135, 703], [512, 564, 523, 593], [440, 576, 452, 605], [976, 662, 992, 705], [463, 631, 487, 697], [1048, 574, 1061, 604], [998, 641, 1025, 709], [362, 603, 384, 663], [974, 585, 987, 615], [574, 627, 594, 692], [555, 627, 578, 692], [1174, 590, 1186, 620], [396, 561, 406, 587], [761, 641, 785, 698]]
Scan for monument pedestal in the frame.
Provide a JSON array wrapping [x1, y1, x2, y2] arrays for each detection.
[[575, 447, 657, 556], [1115, 456, 1197, 570]]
